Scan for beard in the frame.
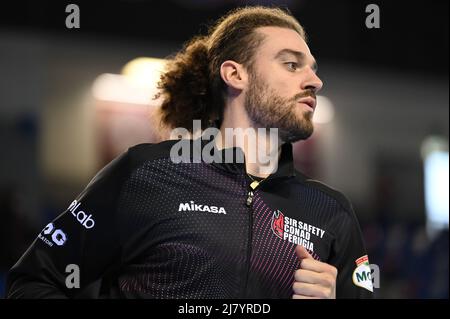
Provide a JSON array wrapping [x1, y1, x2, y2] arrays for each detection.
[[244, 70, 315, 143]]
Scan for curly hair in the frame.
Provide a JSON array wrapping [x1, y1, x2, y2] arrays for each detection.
[[155, 6, 306, 133]]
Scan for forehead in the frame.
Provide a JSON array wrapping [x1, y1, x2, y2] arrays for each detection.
[[254, 26, 313, 59]]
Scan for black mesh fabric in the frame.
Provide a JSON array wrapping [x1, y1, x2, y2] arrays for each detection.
[[6, 138, 373, 299]]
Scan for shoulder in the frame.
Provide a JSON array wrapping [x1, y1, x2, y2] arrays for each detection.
[[293, 170, 362, 237], [87, 139, 184, 188], [293, 169, 355, 216], [126, 139, 181, 167]]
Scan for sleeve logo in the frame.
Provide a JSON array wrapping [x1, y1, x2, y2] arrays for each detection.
[[352, 255, 374, 292], [38, 222, 67, 247], [68, 200, 96, 229]]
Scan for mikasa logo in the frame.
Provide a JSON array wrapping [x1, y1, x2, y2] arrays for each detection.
[[179, 201, 227, 215], [68, 200, 95, 229]]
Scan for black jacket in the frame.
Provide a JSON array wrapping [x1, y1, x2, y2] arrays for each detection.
[[6, 137, 374, 298]]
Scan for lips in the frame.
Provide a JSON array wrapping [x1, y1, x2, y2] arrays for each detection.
[[298, 97, 316, 110]]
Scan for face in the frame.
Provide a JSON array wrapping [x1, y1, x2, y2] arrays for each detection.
[[244, 26, 323, 143]]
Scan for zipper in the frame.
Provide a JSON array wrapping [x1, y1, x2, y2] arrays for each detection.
[[242, 175, 269, 297]]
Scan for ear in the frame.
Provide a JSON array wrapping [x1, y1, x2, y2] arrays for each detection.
[[219, 60, 248, 91]]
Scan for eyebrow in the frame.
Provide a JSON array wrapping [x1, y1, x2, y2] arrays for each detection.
[[275, 48, 318, 72]]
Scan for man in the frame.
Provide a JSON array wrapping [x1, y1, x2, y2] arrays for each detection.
[[7, 6, 373, 298]]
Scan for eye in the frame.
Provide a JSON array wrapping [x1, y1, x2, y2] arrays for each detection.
[[285, 62, 299, 71]]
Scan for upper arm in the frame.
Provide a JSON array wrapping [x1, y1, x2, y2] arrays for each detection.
[[6, 150, 131, 298], [327, 199, 374, 299]]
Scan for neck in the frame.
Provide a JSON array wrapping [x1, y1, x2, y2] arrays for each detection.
[[214, 100, 283, 179]]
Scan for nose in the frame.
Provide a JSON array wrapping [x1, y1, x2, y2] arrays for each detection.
[[301, 67, 323, 94]]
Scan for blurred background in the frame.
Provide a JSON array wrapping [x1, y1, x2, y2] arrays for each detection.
[[0, 0, 448, 298]]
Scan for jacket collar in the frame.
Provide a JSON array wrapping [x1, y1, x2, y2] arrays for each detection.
[[197, 135, 296, 179]]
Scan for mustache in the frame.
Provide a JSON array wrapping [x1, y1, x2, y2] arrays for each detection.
[[292, 89, 316, 102]]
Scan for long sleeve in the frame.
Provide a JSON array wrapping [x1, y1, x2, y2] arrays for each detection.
[[327, 198, 374, 299], [6, 151, 131, 298]]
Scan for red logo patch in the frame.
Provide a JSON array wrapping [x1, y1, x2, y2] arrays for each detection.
[[271, 210, 284, 238]]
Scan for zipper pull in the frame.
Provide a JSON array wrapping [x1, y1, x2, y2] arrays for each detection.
[[246, 190, 254, 207], [249, 180, 259, 190], [246, 175, 262, 207]]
